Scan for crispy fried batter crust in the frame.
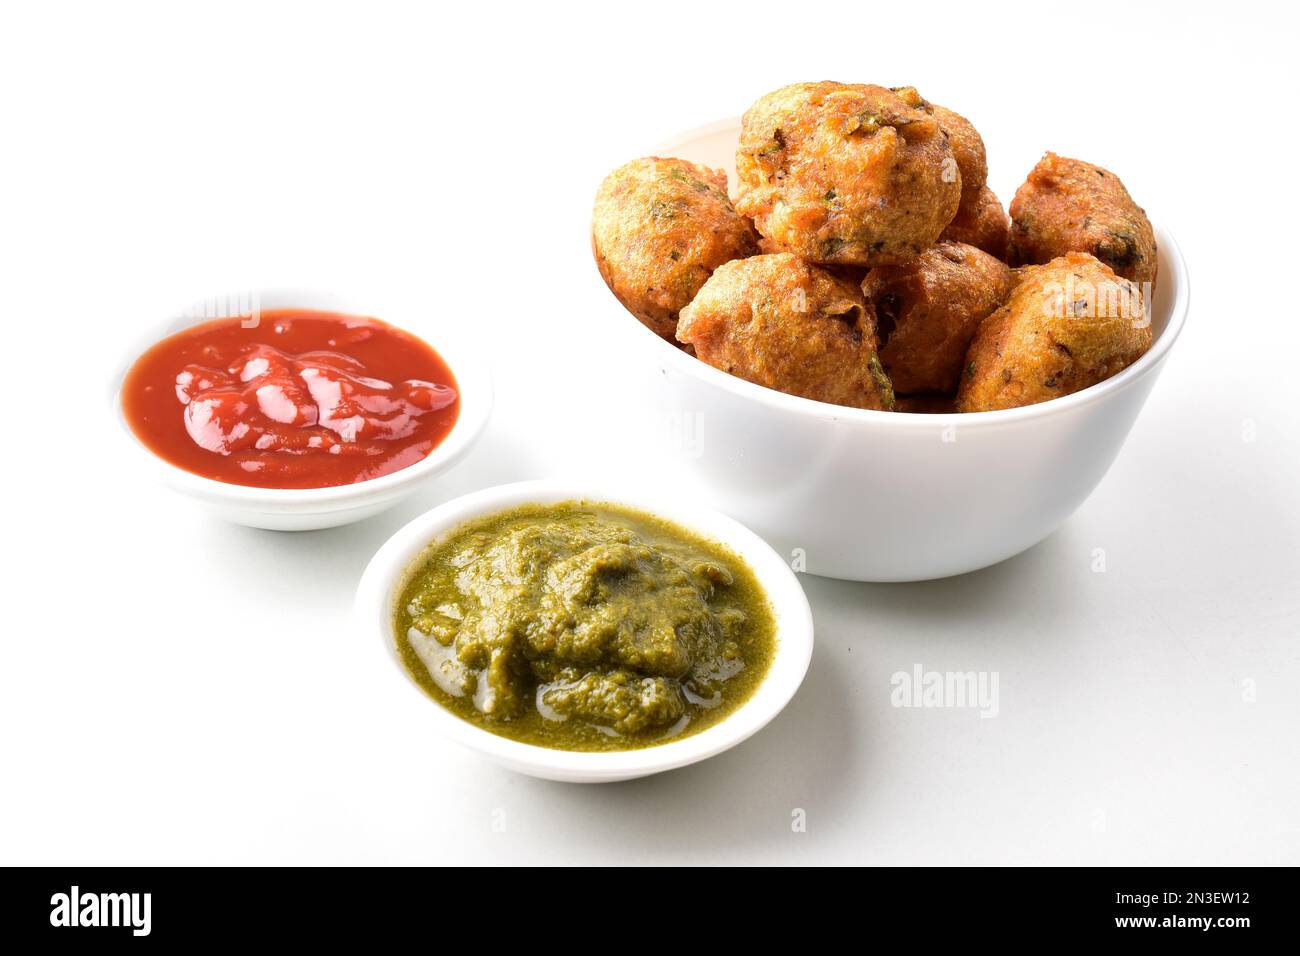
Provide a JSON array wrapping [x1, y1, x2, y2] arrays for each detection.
[[940, 185, 1010, 260], [735, 82, 960, 267], [676, 253, 895, 410], [862, 240, 1014, 395], [956, 252, 1154, 411], [891, 88, 988, 209], [593, 157, 759, 340], [1009, 153, 1157, 286]]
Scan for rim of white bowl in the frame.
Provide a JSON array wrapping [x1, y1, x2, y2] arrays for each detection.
[[636, 118, 1190, 429], [110, 288, 494, 512], [354, 479, 815, 781]]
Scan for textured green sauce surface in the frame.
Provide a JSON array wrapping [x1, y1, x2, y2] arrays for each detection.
[[394, 501, 777, 752]]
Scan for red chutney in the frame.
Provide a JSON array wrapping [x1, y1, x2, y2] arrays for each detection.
[[121, 309, 459, 489]]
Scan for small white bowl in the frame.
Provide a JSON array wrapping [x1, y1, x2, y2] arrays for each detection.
[[354, 480, 815, 783], [112, 288, 493, 531], [608, 119, 1191, 582]]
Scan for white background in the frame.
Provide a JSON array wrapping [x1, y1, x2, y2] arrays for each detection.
[[1, 1, 1297, 865]]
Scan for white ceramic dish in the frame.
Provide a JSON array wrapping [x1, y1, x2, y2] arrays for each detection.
[[112, 288, 493, 531], [607, 119, 1190, 582], [354, 480, 814, 783]]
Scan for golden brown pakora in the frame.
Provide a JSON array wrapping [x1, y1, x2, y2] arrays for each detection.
[[1008, 152, 1157, 286], [891, 88, 987, 208], [940, 185, 1010, 260], [676, 253, 895, 410], [734, 82, 960, 267], [592, 157, 759, 340], [861, 240, 1014, 395], [932, 104, 987, 207], [956, 252, 1153, 412]]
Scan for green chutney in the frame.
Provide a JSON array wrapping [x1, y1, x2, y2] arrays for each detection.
[[394, 501, 777, 752]]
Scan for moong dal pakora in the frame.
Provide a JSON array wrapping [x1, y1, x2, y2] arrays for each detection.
[[862, 240, 1014, 395], [1009, 152, 1157, 286], [940, 184, 1011, 260], [956, 252, 1153, 412], [890, 87, 987, 209], [676, 253, 895, 410], [591, 83, 1161, 414], [593, 156, 759, 340], [734, 82, 961, 267]]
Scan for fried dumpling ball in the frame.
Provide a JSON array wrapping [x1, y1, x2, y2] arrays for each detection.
[[676, 253, 895, 410], [861, 240, 1014, 395], [593, 157, 759, 340], [890, 88, 987, 208], [956, 253, 1153, 412], [734, 82, 960, 267], [1008, 152, 1157, 286], [932, 104, 987, 207], [940, 185, 1010, 260]]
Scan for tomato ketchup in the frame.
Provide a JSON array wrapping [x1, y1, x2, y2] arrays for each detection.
[[121, 309, 460, 489]]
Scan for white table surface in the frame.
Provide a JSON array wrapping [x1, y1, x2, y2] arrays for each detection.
[[1, 0, 1296, 865]]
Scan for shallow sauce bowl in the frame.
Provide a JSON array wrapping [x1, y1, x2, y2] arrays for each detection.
[[615, 119, 1191, 582], [112, 288, 493, 531], [355, 480, 815, 783]]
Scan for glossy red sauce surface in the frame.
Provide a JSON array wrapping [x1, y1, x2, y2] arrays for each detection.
[[121, 309, 459, 489]]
